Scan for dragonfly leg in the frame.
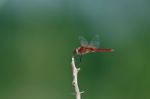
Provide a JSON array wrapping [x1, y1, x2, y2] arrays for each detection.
[[73, 54, 82, 66], [79, 55, 82, 63]]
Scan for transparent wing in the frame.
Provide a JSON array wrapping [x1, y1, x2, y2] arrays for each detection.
[[79, 36, 88, 46], [89, 35, 100, 48]]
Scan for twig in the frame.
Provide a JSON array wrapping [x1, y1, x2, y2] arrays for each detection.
[[71, 56, 83, 99]]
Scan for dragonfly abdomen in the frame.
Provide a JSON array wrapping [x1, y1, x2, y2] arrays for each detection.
[[95, 48, 114, 52]]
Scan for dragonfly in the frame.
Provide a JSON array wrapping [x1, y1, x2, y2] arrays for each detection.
[[74, 35, 114, 56]]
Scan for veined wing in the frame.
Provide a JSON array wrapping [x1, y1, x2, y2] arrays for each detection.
[[89, 35, 100, 48], [79, 36, 88, 47]]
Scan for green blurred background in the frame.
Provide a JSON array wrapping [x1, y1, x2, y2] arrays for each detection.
[[0, 0, 150, 99]]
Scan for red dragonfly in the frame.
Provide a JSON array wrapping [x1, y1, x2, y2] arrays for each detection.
[[74, 35, 114, 55]]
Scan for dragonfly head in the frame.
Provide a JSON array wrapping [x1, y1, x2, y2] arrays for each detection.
[[74, 47, 81, 55]]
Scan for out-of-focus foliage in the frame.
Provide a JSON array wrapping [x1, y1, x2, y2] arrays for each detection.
[[0, 0, 150, 99]]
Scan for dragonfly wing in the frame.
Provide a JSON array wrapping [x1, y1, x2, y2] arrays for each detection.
[[79, 36, 88, 46], [89, 35, 100, 48]]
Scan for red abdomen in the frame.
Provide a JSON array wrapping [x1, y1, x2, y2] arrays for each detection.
[[95, 48, 114, 52]]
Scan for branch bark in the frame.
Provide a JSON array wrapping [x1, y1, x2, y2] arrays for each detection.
[[71, 56, 83, 99]]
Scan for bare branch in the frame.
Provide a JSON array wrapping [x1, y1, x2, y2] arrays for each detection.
[[71, 56, 83, 99]]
